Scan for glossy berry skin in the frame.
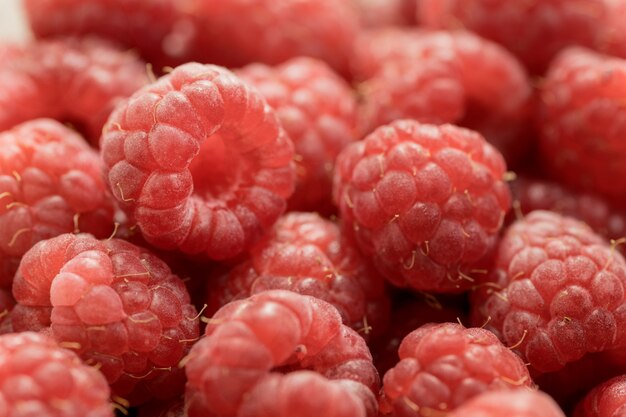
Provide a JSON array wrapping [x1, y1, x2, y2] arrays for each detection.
[[0, 331, 113, 417], [417, 0, 626, 74], [379, 323, 532, 416], [538, 47, 626, 204], [237, 58, 358, 214], [450, 389, 566, 417], [574, 375, 626, 417], [472, 211, 626, 373], [0, 38, 148, 145], [0, 119, 115, 289], [101, 63, 295, 260], [185, 290, 379, 417], [11, 233, 200, 405], [333, 120, 511, 293], [206, 212, 389, 338]]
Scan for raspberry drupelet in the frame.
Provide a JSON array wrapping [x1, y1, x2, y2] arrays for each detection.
[[450, 389, 566, 417], [574, 375, 626, 417], [100, 63, 295, 260], [0, 119, 115, 289], [185, 290, 379, 417], [11, 233, 200, 405], [379, 322, 533, 416], [333, 120, 511, 293], [538, 47, 626, 204], [472, 211, 626, 373], [0, 38, 148, 145], [206, 212, 390, 339], [0, 331, 113, 417], [237, 58, 358, 214]]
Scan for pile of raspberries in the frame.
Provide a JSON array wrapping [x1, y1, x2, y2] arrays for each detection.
[[3, 0, 626, 416]]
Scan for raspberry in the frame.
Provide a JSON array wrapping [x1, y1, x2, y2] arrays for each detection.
[[417, 0, 626, 74], [574, 375, 626, 417], [353, 29, 532, 165], [0, 38, 148, 145], [379, 322, 533, 416], [538, 47, 626, 203], [471, 211, 626, 373], [511, 177, 626, 254], [0, 119, 115, 289], [185, 290, 379, 417], [333, 120, 511, 293], [24, 0, 193, 70], [351, 0, 416, 28], [100, 63, 295, 260], [206, 212, 390, 339], [11, 233, 200, 405], [449, 389, 566, 417], [237, 58, 358, 214], [0, 331, 113, 417]]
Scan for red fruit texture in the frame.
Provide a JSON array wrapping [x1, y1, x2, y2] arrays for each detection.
[[449, 389, 566, 417], [333, 120, 511, 293], [0, 38, 148, 145], [379, 322, 533, 416], [0, 288, 14, 334], [353, 29, 533, 165], [206, 212, 390, 339], [511, 177, 626, 254], [351, 0, 416, 28], [11, 233, 200, 405], [185, 290, 379, 417], [237, 58, 358, 214], [0, 331, 113, 417], [574, 375, 626, 417], [0, 119, 114, 289], [538, 47, 626, 204], [138, 397, 185, 417], [100, 63, 295, 260], [417, 0, 626, 74], [26, 0, 360, 76], [471, 211, 626, 374]]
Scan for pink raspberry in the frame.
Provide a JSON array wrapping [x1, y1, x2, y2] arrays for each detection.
[[333, 120, 511, 293], [538, 47, 626, 203], [185, 290, 379, 417], [379, 322, 533, 416], [206, 212, 390, 339], [0, 119, 115, 289], [100, 63, 295, 260], [574, 375, 626, 417], [237, 58, 358, 214], [351, 0, 416, 28], [511, 177, 626, 254], [0, 331, 113, 417], [450, 389, 566, 417], [472, 211, 626, 373], [0, 38, 148, 145], [417, 0, 626, 74], [11, 233, 200, 405], [352, 29, 532, 166]]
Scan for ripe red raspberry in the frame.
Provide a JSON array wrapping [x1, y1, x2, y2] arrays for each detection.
[[100, 63, 295, 260], [417, 0, 626, 74], [11, 233, 200, 405], [185, 290, 379, 417], [352, 29, 532, 165], [0, 331, 113, 417], [379, 322, 533, 416], [538, 47, 626, 203], [574, 375, 626, 417], [511, 177, 626, 254], [237, 58, 358, 214], [351, 0, 416, 28], [0, 38, 148, 145], [206, 212, 390, 339], [449, 389, 566, 417], [333, 120, 511, 293], [0, 119, 115, 289], [472, 211, 626, 373]]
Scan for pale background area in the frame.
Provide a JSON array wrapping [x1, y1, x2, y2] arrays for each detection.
[[0, 0, 32, 42]]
